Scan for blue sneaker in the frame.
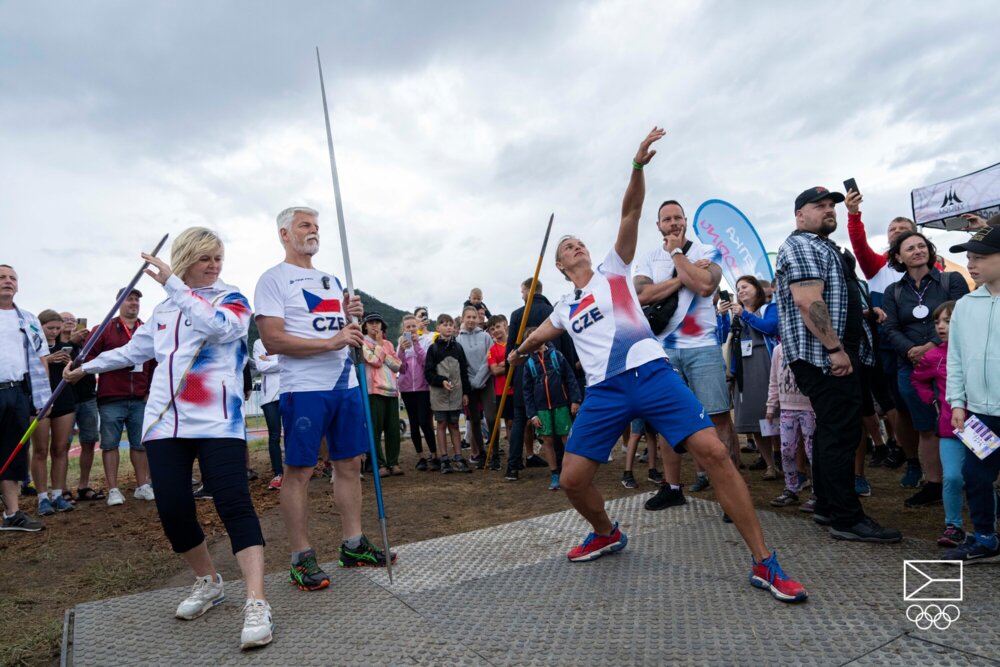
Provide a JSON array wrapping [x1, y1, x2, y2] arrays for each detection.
[[854, 475, 871, 497], [52, 495, 75, 512], [690, 474, 710, 492], [900, 462, 922, 488], [549, 473, 560, 491], [37, 498, 55, 516], [749, 551, 808, 603], [943, 535, 1000, 563]]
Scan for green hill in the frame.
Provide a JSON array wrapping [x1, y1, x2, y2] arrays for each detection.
[[248, 288, 410, 352]]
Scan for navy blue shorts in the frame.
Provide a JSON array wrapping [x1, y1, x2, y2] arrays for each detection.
[[566, 359, 713, 463], [279, 388, 369, 466]]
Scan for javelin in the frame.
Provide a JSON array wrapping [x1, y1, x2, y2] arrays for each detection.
[[484, 213, 554, 469], [0, 234, 168, 478], [316, 47, 393, 584]]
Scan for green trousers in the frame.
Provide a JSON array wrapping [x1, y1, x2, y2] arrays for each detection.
[[369, 394, 401, 468]]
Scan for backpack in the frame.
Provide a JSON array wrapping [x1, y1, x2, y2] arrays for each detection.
[[526, 347, 560, 379]]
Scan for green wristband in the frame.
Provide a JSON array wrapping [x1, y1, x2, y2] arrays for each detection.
[[632, 160, 644, 171]]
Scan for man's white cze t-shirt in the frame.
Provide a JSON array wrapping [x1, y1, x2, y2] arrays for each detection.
[[253, 262, 358, 393], [633, 238, 722, 349], [548, 249, 666, 387]]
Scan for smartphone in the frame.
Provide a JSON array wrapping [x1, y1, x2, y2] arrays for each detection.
[[75, 318, 88, 331], [843, 178, 859, 196], [403, 331, 413, 343], [719, 290, 731, 303], [942, 216, 971, 231], [60, 346, 74, 356]]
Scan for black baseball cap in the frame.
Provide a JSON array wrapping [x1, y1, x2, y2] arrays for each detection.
[[949, 227, 1000, 255], [116, 287, 143, 299], [794, 186, 846, 212]]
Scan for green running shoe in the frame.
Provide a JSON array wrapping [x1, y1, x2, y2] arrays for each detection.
[[338, 535, 398, 568], [289, 549, 330, 591]]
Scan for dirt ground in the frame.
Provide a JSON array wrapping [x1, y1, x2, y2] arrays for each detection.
[[0, 433, 951, 666]]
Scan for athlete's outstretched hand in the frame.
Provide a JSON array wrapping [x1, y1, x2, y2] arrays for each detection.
[[330, 322, 364, 350], [634, 127, 666, 167], [142, 253, 174, 285]]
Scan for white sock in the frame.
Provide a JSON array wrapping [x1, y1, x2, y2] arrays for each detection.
[[3, 510, 15, 519], [52, 489, 63, 499], [37, 491, 49, 502], [669, 484, 680, 491]]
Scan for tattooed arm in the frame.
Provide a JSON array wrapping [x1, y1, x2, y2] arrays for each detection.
[[789, 279, 853, 376]]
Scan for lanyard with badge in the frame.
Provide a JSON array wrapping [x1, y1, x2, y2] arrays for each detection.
[[908, 279, 931, 319], [120, 318, 143, 373]]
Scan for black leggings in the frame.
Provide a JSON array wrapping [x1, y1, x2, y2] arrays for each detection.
[[400, 391, 437, 455], [262, 400, 283, 476], [145, 437, 264, 555]]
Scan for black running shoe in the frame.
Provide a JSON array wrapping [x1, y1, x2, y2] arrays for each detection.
[[429, 457, 442, 471], [869, 445, 888, 468], [470, 454, 486, 470], [0, 510, 44, 532], [525, 455, 548, 468], [504, 468, 519, 481], [440, 458, 453, 474], [644, 485, 686, 511], [883, 441, 905, 469], [338, 535, 397, 568], [289, 549, 330, 591], [415, 458, 428, 471], [193, 486, 213, 500], [904, 482, 943, 508], [453, 456, 473, 473], [647, 469, 665, 485], [748, 457, 767, 471], [489, 457, 501, 471]]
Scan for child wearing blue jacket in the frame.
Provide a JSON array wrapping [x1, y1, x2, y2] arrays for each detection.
[[522, 329, 582, 491], [943, 227, 1000, 563]]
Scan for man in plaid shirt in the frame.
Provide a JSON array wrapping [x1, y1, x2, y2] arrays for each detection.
[[775, 187, 901, 544]]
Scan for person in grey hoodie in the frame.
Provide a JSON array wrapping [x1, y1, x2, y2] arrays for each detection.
[[943, 226, 1000, 563], [456, 305, 494, 468]]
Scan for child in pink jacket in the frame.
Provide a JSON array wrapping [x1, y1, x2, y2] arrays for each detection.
[[765, 343, 816, 509], [911, 301, 966, 547]]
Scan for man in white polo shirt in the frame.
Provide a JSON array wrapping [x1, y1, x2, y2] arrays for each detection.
[[634, 199, 737, 505], [0, 264, 48, 532], [254, 206, 395, 592]]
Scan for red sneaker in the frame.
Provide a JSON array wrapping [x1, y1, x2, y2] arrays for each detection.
[[268, 475, 282, 491], [567, 522, 628, 562], [750, 551, 808, 602]]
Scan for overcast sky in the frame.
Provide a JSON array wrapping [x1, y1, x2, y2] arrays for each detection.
[[2, 0, 998, 323]]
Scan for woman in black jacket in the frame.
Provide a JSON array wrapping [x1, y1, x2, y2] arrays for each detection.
[[882, 231, 969, 508]]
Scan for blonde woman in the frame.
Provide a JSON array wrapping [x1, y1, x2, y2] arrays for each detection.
[[65, 228, 273, 650]]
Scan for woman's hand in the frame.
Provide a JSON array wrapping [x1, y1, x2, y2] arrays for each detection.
[[141, 253, 173, 285], [731, 302, 744, 318], [398, 336, 411, 350], [633, 127, 666, 167], [951, 407, 967, 433]]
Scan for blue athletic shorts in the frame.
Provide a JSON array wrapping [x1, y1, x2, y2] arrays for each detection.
[[279, 388, 369, 466], [567, 359, 712, 463]]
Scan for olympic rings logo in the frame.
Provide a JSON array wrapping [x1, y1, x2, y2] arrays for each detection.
[[906, 603, 960, 630]]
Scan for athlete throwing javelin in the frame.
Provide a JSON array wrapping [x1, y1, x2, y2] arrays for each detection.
[[508, 128, 807, 603]]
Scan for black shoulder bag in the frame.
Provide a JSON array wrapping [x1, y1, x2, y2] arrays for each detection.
[[642, 241, 693, 335]]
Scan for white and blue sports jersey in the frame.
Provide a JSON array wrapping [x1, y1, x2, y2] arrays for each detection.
[[253, 262, 358, 393], [548, 248, 666, 387]]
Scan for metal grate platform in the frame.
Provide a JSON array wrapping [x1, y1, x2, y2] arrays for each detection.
[[64, 495, 1000, 666]]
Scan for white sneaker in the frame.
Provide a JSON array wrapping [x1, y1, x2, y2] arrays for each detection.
[[107, 488, 125, 506], [175, 573, 225, 620], [134, 484, 155, 501], [240, 596, 274, 649]]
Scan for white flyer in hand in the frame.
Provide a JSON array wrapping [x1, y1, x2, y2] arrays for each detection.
[[759, 418, 780, 437], [958, 415, 1000, 460]]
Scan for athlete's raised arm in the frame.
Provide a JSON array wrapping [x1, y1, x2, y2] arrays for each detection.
[[615, 127, 665, 264]]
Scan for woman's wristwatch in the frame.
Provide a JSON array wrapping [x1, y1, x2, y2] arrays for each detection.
[[823, 345, 843, 354]]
